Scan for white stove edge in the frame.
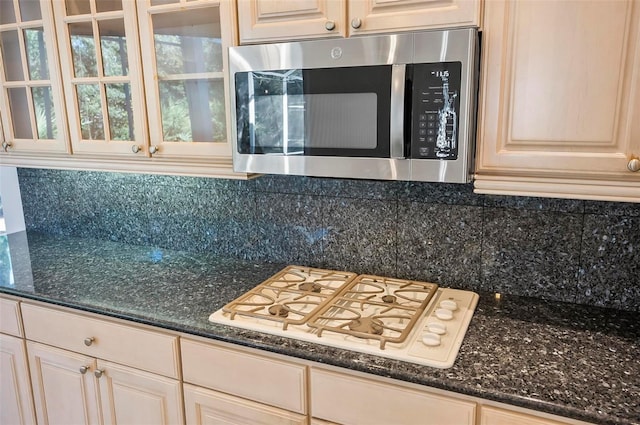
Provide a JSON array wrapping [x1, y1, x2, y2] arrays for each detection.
[[208, 288, 479, 369]]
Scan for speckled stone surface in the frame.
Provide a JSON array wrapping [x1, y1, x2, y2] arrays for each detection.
[[397, 202, 483, 288], [17, 169, 640, 312], [1, 232, 638, 425]]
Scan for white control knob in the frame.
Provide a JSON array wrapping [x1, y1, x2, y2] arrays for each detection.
[[426, 322, 446, 335], [440, 299, 458, 311], [435, 308, 454, 321], [422, 332, 441, 347]]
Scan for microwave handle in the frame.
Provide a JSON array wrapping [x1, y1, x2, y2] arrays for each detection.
[[390, 64, 406, 159]]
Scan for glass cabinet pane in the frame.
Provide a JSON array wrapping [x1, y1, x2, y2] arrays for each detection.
[[105, 83, 133, 140], [32, 86, 57, 139], [158, 79, 226, 142], [18, 0, 41, 21], [98, 19, 128, 77], [0, 30, 25, 81], [95, 0, 122, 13], [76, 84, 104, 139], [65, 0, 91, 16], [8, 88, 32, 139], [24, 27, 50, 80], [0, 1, 17, 25], [69, 21, 98, 77], [150, 0, 178, 6], [152, 8, 222, 76]]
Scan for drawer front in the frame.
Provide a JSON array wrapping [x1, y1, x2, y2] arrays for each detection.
[[479, 406, 591, 425], [184, 384, 307, 425], [181, 339, 306, 414], [0, 298, 23, 337], [21, 303, 180, 378], [311, 368, 476, 425]]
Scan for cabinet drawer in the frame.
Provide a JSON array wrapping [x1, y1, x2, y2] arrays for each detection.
[[310, 368, 476, 425], [21, 303, 179, 378], [184, 384, 307, 425], [0, 297, 23, 337], [479, 406, 593, 425], [181, 339, 306, 414]]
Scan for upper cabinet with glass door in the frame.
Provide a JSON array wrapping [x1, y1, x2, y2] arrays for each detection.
[[52, 0, 148, 157], [136, 0, 236, 160], [0, 0, 68, 154]]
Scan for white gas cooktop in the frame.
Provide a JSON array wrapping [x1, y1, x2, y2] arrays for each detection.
[[209, 266, 478, 369]]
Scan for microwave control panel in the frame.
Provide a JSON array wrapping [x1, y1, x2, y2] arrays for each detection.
[[411, 62, 462, 160]]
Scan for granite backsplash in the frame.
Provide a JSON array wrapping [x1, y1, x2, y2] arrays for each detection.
[[16, 168, 640, 312]]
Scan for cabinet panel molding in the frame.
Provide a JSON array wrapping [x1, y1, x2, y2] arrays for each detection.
[[0, 334, 36, 425], [0, 297, 23, 336], [181, 338, 307, 414], [184, 383, 307, 425], [21, 302, 181, 378], [475, 0, 640, 201], [310, 367, 476, 425], [476, 0, 640, 180], [98, 359, 184, 425], [27, 341, 101, 425], [348, 0, 481, 36], [237, 0, 346, 42]]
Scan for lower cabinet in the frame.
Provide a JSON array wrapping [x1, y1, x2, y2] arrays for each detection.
[[479, 406, 585, 425], [27, 341, 184, 425], [1, 297, 598, 425], [181, 338, 307, 424], [184, 383, 307, 425], [20, 300, 183, 425], [0, 333, 36, 425], [310, 367, 476, 425]]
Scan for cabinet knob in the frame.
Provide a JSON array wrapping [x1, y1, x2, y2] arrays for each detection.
[[94, 369, 104, 378], [149, 145, 159, 155], [79, 365, 90, 374], [131, 144, 141, 154], [1, 141, 11, 152], [84, 337, 95, 346], [325, 20, 336, 31], [628, 157, 640, 172], [350, 18, 362, 29]]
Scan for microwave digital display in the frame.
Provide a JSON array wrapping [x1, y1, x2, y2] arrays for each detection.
[[411, 62, 462, 160]]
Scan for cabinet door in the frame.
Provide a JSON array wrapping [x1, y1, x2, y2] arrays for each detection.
[[51, 0, 148, 156], [476, 0, 640, 201], [348, 0, 480, 36], [184, 383, 307, 425], [310, 368, 476, 425], [479, 406, 587, 425], [97, 359, 184, 425], [27, 341, 101, 425], [136, 0, 236, 159], [0, 0, 68, 153], [0, 334, 36, 425], [237, 0, 346, 43]]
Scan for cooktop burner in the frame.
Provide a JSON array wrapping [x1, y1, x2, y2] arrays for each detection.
[[209, 266, 479, 369]]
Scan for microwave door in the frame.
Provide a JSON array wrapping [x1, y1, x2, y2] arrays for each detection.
[[235, 65, 393, 158]]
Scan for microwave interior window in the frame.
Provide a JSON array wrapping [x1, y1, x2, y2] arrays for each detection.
[[235, 66, 390, 157]]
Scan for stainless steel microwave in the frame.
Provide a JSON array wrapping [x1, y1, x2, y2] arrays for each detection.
[[229, 29, 479, 183]]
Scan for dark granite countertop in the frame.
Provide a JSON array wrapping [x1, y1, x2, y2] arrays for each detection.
[[1, 231, 638, 425]]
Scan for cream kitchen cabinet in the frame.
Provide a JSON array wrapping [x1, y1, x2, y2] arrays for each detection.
[[1, 0, 249, 179], [181, 338, 308, 424], [0, 0, 69, 154], [0, 297, 36, 425], [20, 302, 184, 425], [475, 0, 640, 202], [310, 367, 476, 425], [479, 405, 594, 425], [237, 0, 481, 43]]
